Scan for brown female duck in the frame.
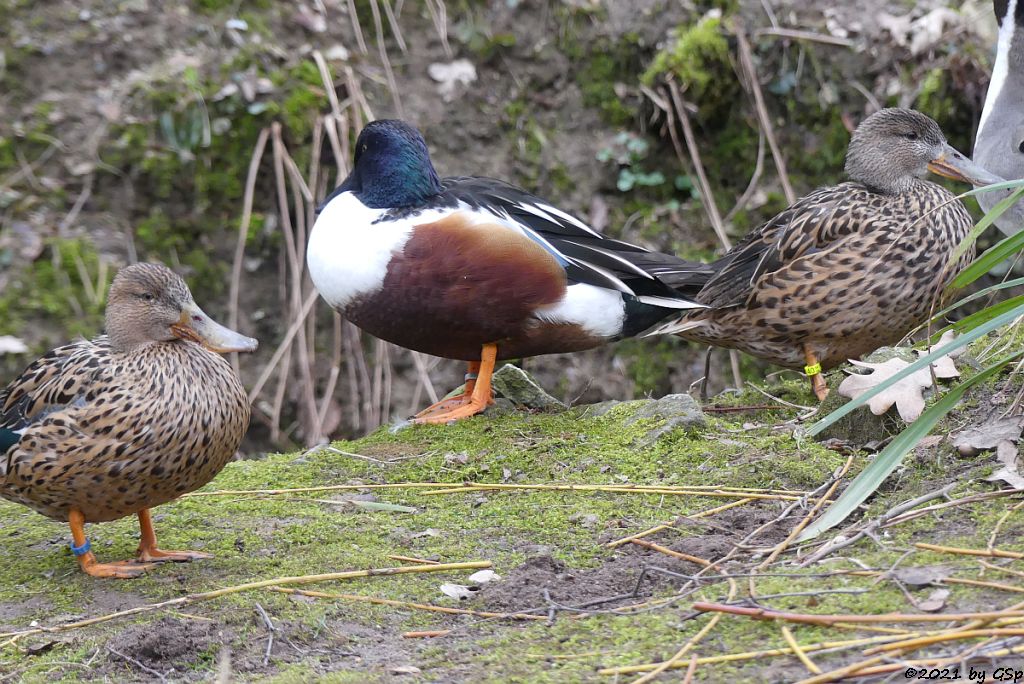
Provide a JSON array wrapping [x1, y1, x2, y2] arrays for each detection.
[[0, 263, 257, 578], [652, 109, 1002, 399]]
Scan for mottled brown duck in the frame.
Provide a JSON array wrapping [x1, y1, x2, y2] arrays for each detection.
[[651, 108, 1003, 400], [0, 263, 257, 578]]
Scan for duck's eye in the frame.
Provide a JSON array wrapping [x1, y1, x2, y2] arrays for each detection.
[[903, 131, 919, 141], [362, 144, 368, 153], [1017, 140, 1024, 154], [140, 293, 155, 302]]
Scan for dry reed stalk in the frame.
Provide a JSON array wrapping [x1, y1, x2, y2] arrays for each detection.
[[606, 497, 757, 548], [734, 26, 796, 204], [782, 625, 822, 675], [268, 586, 546, 621], [346, 0, 368, 53], [368, 0, 404, 118], [229, 127, 270, 374], [756, 455, 853, 569], [0, 561, 491, 647], [915, 542, 1024, 559]]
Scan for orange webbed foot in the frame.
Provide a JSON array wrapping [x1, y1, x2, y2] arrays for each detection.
[[412, 345, 497, 424], [77, 553, 159, 579], [133, 508, 211, 564], [136, 547, 213, 563]]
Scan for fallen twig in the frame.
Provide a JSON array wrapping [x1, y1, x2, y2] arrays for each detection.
[[268, 587, 546, 621], [0, 561, 490, 646], [757, 456, 853, 568], [692, 601, 1024, 625], [782, 625, 822, 675], [607, 497, 756, 548], [914, 542, 1024, 560]]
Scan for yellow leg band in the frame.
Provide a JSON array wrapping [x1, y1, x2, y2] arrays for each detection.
[[804, 363, 822, 376]]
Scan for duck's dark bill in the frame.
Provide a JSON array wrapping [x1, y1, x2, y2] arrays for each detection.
[[928, 144, 1006, 187], [171, 304, 259, 354]]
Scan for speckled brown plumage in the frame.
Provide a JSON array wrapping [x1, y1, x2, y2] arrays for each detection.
[[0, 336, 249, 521], [651, 109, 1001, 398], [0, 263, 256, 577]]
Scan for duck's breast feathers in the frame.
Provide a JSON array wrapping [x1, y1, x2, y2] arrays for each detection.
[[342, 211, 575, 350]]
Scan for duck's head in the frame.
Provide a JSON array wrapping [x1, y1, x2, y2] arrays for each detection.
[[845, 108, 1003, 195], [336, 119, 443, 209], [105, 263, 258, 354]]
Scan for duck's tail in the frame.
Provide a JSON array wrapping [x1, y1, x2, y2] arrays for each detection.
[[644, 317, 707, 337]]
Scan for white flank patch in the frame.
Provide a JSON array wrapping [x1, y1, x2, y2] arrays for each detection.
[[308, 193, 446, 310], [534, 284, 625, 338], [979, 0, 1018, 134], [635, 295, 706, 310]]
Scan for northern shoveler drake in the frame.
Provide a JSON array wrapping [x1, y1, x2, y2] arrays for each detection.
[[974, 0, 1024, 233], [307, 119, 710, 423], [651, 108, 1003, 400], [0, 263, 257, 578]]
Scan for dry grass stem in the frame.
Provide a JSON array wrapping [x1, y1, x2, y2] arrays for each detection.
[[267, 587, 546, 621]]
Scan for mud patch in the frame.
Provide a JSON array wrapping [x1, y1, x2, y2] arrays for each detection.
[[481, 551, 701, 614], [103, 617, 218, 676]]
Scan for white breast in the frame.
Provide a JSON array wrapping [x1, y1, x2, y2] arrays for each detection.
[[307, 193, 459, 310]]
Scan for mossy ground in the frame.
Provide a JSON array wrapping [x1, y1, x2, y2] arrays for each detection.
[[2, 368, 1022, 681]]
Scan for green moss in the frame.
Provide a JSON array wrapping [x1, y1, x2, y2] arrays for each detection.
[[642, 16, 730, 107], [0, 384, 1021, 680], [0, 238, 107, 339], [577, 45, 638, 126]]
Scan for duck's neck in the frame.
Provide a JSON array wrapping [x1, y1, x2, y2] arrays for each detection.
[[980, 0, 1024, 135], [344, 157, 443, 210]]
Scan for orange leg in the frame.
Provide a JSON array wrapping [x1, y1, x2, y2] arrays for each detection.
[[803, 343, 829, 401], [68, 509, 156, 579], [135, 508, 213, 563], [413, 345, 497, 424]]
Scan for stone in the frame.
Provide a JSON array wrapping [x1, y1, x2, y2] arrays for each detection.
[[491, 364, 565, 410]]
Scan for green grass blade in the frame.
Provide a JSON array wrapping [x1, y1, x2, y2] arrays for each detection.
[[798, 352, 1023, 541], [950, 216, 1024, 293], [807, 299, 1024, 437], [958, 178, 1024, 199], [945, 185, 1024, 276], [925, 293, 1024, 344], [921, 276, 1024, 328]]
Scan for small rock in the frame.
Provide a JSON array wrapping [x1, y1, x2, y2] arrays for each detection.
[[491, 364, 565, 410], [626, 394, 704, 425]]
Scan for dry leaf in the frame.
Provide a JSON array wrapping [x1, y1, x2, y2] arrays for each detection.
[[391, 665, 422, 675], [440, 583, 479, 600], [838, 342, 962, 422], [986, 441, 1024, 489], [892, 565, 951, 588], [915, 588, 950, 613], [878, 8, 961, 55], [954, 417, 1024, 456], [468, 569, 500, 584], [427, 59, 477, 102]]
